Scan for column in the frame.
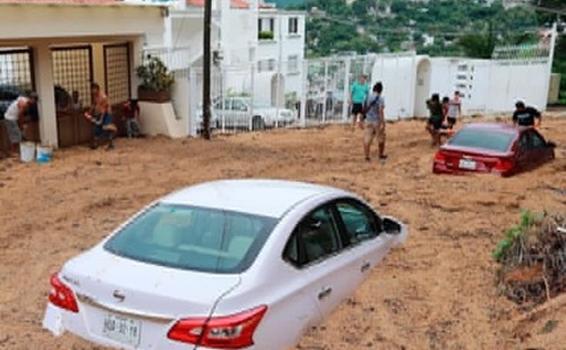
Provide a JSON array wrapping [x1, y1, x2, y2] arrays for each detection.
[[33, 43, 58, 148]]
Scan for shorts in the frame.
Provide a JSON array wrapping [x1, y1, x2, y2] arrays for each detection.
[[428, 116, 443, 130], [352, 103, 364, 116], [2, 119, 22, 144], [364, 121, 385, 145]]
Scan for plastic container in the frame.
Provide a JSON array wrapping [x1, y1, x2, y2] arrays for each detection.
[[36, 145, 53, 164], [20, 142, 35, 163]]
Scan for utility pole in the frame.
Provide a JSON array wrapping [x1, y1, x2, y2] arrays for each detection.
[[202, 0, 212, 140]]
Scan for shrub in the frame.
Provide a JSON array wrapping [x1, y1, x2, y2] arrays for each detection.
[[136, 56, 175, 93]]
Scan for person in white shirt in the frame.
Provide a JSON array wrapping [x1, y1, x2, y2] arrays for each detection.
[[3, 95, 34, 153], [446, 90, 461, 129]]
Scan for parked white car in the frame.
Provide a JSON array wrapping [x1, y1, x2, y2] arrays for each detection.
[[197, 97, 296, 131], [43, 180, 408, 350]]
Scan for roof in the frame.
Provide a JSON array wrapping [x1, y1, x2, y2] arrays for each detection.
[[187, 0, 249, 9], [186, 0, 274, 9], [161, 179, 342, 218], [0, 0, 122, 5]]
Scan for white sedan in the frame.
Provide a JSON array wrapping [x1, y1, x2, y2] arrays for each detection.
[[43, 180, 408, 350]]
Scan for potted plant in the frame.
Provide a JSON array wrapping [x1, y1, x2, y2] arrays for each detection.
[[136, 56, 175, 103]]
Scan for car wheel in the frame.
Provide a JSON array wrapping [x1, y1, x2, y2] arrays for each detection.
[[252, 115, 265, 131]]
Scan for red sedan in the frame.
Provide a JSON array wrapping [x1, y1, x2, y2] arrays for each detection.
[[433, 123, 556, 177]]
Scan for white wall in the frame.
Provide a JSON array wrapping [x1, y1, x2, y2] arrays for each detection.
[[371, 53, 418, 120], [371, 52, 553, 119], [0, 4, 164, 46]]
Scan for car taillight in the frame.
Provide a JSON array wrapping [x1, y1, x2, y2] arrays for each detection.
[[434, 151, 447, 164], [494, 158, 514, 173], [168, 305, 267, 349], [48, 273, 79, 313]]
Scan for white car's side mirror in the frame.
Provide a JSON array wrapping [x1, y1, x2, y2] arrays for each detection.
[[382, 216, 408, 246]]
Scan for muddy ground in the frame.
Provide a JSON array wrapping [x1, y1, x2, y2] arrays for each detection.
[[0, 115, 565, 350]]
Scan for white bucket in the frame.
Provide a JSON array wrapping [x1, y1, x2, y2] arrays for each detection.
[[36, 145, 53, 164], [20, 142, 35, 163]]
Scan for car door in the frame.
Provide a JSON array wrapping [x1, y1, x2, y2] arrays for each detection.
[[529, 130, 553, 165], [283, 203, 361, 320], [333, 199, 395, 283], [515, 131, 533, 172], [231, 98, 249, 128]]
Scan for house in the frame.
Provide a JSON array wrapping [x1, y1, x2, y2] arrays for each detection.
[[0, 0, 165, 148], [151, 0, 306, 134]]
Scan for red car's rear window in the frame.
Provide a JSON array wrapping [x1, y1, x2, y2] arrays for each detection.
[[448, 129, 514, 152]]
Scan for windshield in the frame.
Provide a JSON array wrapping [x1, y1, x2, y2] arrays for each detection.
[[448, 128, 514, 152], [253, 101, 272, 108], [104, 204, 277, 274]]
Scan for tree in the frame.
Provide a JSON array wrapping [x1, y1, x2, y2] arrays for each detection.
[[458, 21, 496, 59]]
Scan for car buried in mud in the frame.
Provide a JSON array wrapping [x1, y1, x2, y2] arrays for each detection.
[[433, 123, 556, 177], [42, 179, 407, 350]]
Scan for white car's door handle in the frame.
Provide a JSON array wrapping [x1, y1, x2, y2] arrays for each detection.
[[361, 262, 371, 273], [318, 287, 332, 300]]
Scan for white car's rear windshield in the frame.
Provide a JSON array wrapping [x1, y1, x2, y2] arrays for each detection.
[[104, 204, 277, 274], [448, 129, 514, 152]]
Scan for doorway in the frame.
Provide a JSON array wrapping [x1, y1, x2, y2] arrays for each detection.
[[52, 45, 93, 147], [414, 59, 431, 118]]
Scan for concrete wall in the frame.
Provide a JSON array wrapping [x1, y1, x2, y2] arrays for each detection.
[[139, 101, 187, 138], [371, 52, 553, 119]]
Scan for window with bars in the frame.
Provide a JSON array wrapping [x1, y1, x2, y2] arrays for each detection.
[[52, 47, 93, 111], [104, 44, 131, 104]]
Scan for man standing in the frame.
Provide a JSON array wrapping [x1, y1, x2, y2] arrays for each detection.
[[362, 82, 387, 161], [512, 101, 541, 127], [2, 93, 35, 154], [446, 90, 461, 129], [350, 74, 369, 128]]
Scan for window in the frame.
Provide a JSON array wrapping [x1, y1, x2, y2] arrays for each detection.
[[287, 55, 299, 73], [258, 18, 275, 38], [104, 204, 277, 274], [335, 201, 380, 244], [449, 129, 514, 152], [231, 99, 248, 112], [288, 17, 299, 34], [258, 59, 276, 73], [520, 131, 547, 150], [283, 206, 341, 267]]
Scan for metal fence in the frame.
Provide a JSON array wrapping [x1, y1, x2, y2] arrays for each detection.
[[184, 54, 377, 135]]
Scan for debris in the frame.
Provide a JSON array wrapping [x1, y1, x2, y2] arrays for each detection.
[[495, 212, 566, 305]]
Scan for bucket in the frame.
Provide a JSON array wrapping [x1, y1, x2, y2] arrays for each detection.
[[20, 142, 35, 163], [36, 145, 53, 164]]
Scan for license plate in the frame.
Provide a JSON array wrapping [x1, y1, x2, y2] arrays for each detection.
[[459, 158, 477, 170], [102, 313, 142, 347]]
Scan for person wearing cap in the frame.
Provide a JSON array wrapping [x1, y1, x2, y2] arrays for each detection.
[[512, 101, 541, 127], [2, 92, 37, 154]]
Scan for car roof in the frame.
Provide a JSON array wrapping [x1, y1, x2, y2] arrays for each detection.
[[160, 179, 344, 218], [461, 122, 519, 135]]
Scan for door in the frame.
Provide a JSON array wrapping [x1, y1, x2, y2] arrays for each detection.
[[516, 130, 549, 172], [286, 204, 361, 319], [104, 44, 131, 137], [231, 98, 249, 129], [52, 46, 93, 147]]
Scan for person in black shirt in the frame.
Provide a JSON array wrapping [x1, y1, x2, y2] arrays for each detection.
[[512, 101, 541, 127]]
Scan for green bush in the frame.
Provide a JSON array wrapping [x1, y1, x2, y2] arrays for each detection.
[[492, 210, 540, 262], [258, 31, 275, 40], [136, 56, 175, 93]]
